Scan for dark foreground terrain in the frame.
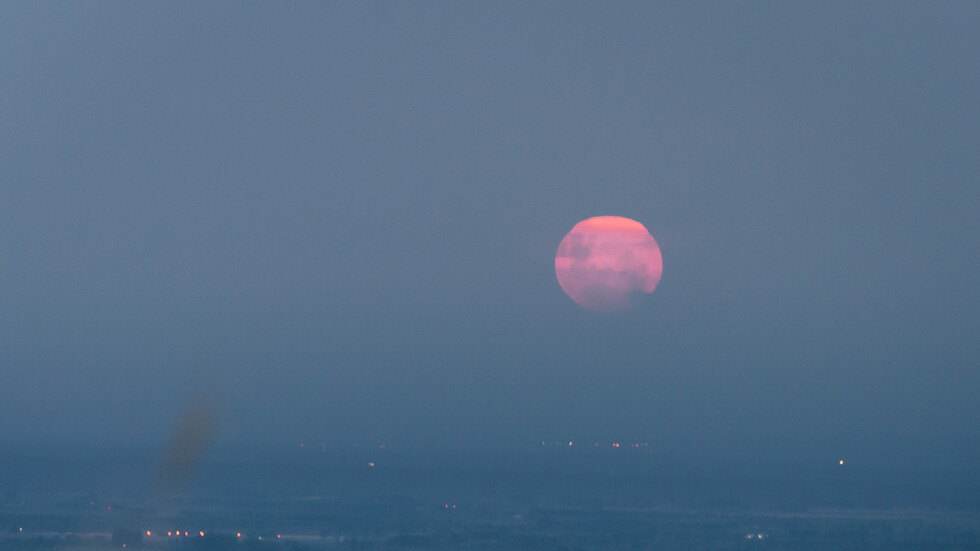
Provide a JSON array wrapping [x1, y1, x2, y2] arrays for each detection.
[[2, 443, 979, 550]]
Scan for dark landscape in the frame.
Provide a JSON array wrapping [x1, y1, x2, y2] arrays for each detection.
[[3, 443, 979, 550]]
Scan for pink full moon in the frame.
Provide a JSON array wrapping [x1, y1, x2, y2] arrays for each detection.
[[554, 216, 663, 311]]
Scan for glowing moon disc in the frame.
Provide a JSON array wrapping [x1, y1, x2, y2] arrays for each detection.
[[554, 216, 663, 311]]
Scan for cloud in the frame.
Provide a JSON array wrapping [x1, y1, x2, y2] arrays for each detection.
[[555, 232, 595, 260]]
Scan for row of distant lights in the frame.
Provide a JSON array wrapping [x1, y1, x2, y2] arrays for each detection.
[[541, 441, 651, 448], [299, 443, 388, 449], [103, 504, 285, 540], [20, 528, 281, 543], [145, 531, 281, 540], [301, 441, 667, 450], [102, 504, 282, 540], [298, 441, 845, 466]]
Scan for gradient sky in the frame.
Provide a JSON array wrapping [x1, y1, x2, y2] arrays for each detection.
[[2, 2, 979, 468]]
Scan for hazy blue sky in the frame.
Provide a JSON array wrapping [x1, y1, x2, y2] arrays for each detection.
[[2, 2, 978, 467]]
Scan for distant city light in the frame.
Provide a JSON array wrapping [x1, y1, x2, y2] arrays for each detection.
[[569, 441, 573, 446], [368, 462, 375, 467], [840, 460, 844, 465], [237, 533, 241, 538], [612, 443, 620, 448], [200, 531, 205, 537], [146, 531, 151, 536]]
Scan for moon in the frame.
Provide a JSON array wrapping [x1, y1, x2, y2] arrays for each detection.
[[554, 216, 663, 311]]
